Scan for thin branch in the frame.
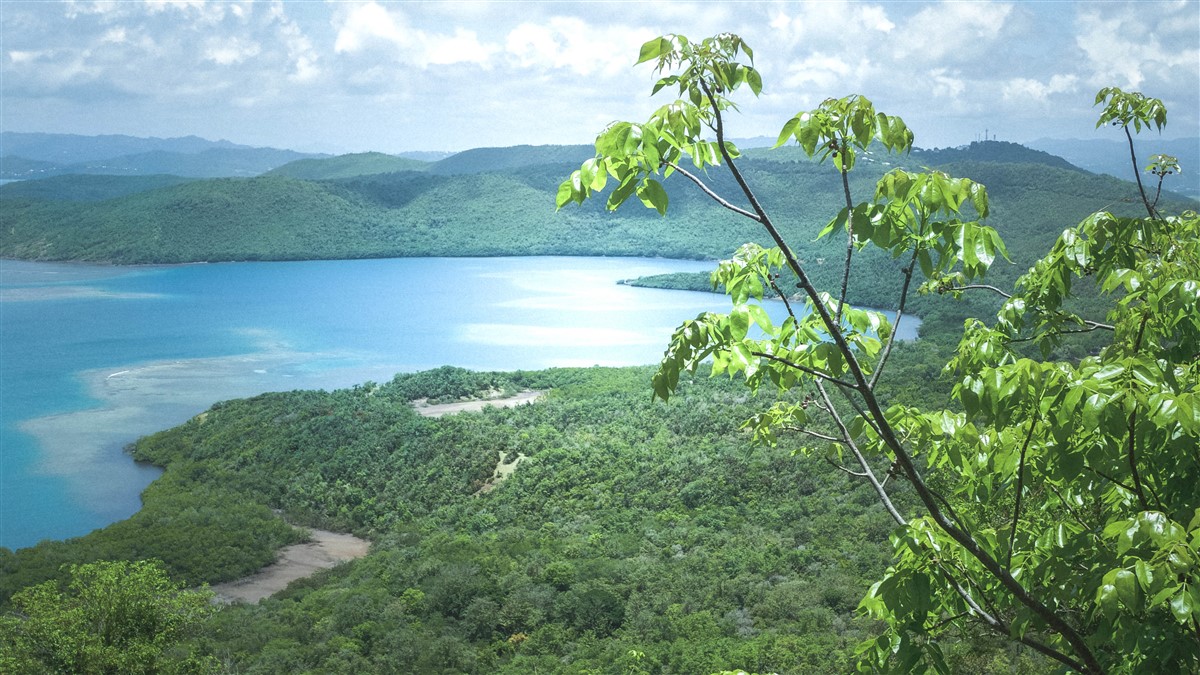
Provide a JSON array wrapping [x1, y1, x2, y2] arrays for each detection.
[[958, 283, 1013, 298], [750, 351, 859, 390], [838, 392, 885, 448], [1124, 125, 1156, 219], [1014, 627, 1090, 671], [837, 155, 855, 324], [1127, 312, 1152, 511], [1007, 414, 1039, 568], [1140, 454, 1168, 513], [1046, 481, 1095, 538], [823, 454, 870, 477], [781, 425, 841, 444], [1085, 465, 1141, 496], [1151, 175, 1165, 211], [664, 161, 761, 221], [815, 381, 907, 526], [869, 248, 921, 389], [1007, 319, 1115, 345], [927, 611, 970, 633], [935, 562, 1088, 673], [766, 276, 798, 323]]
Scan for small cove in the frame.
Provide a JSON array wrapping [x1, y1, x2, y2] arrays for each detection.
[[0, 256, 918, 551]]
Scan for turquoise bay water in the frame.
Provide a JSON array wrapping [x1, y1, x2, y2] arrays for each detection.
[[0, 257, 918, 551]]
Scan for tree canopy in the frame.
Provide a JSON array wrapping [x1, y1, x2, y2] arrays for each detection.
[[559, 32, 1199, 674]]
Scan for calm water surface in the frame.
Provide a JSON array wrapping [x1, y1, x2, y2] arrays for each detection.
[[0, 257, 917, 550]]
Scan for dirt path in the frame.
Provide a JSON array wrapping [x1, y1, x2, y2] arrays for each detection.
[[211, 529, 370, 604], [411, 390, 544, 418]]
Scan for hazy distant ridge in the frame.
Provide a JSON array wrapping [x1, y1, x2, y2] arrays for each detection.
[[1, 132, 251, 163], [4, 139, 1194, 282], [1, 132, 326, 179], [1026, 136, 1199, 196]]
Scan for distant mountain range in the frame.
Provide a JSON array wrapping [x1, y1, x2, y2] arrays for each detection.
[[1, 132, 251, 163], [4, 134, 1194, 284], [1026, 136, 1198, 197], [0, 133, 328, 179]]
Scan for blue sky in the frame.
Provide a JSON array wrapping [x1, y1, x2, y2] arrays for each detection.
[[2, 1, 1197, 153]]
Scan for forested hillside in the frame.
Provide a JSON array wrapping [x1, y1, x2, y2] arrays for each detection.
[[3, 141, 1189, 272], [265, 152, 430, 179], [4, 363, 1030, 673]]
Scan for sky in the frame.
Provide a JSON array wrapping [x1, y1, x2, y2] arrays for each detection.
[[2, 0, 1197, 154]]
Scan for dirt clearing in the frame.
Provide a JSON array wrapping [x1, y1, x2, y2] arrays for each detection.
[[411, 390, 543, 417], [211, 528, 370, 604]]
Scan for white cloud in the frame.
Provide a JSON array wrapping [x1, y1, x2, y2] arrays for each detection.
[[333, 2, 407, 54], [781, 53, 869, 92], [1002, 74, 1080, 104], [894, 1, 1013, 62], [931, 69, 967, 100], [100, 27, 126, 44], [422, 28, 494, 66], [144, 0, 208, 14], [1075, 3, 1200, 90], [204, 37, 261, 66], [505, 17, 652, 78], [62, 1, 121, 18], [8, 50, 50, 66], [1, 1, 1195, 152], [332, 2, 496, 67], [768, 1, 895, 48]]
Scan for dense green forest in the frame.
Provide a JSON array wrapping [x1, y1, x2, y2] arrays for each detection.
[[5, 362, 1033, 673]]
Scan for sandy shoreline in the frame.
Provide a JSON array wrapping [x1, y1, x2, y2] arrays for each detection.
[[210, 528, 371, 604], [19, 347, 409, 522]]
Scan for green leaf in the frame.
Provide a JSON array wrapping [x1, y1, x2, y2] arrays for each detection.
[[1170, 589, 1194, 623], [774, 117, 800, 149], [555, 178, 577, 210], [1134, 559, 1153, 590], [637, 178, 669, 216], [636, 37, 671, 65], [748, 303, 774, 332], [1114, 569, 1140, 609], [729, 305, 751, 340], [746, 67, 763, 96], [607, 175, 639, 210]]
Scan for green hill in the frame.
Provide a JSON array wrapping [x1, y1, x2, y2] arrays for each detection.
[[429, 144, 594, 174], [2, 142, 1193, 272], [909, 140, 1083, 172], [0, 174, 197, 202], [265, 152, 430, 179], [0, 155, 60, 180]]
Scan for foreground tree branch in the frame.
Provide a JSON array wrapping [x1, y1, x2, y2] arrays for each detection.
[[560, 35, 1198, 674]]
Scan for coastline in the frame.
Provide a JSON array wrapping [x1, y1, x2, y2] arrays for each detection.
[[11, 347, 409, 550]]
